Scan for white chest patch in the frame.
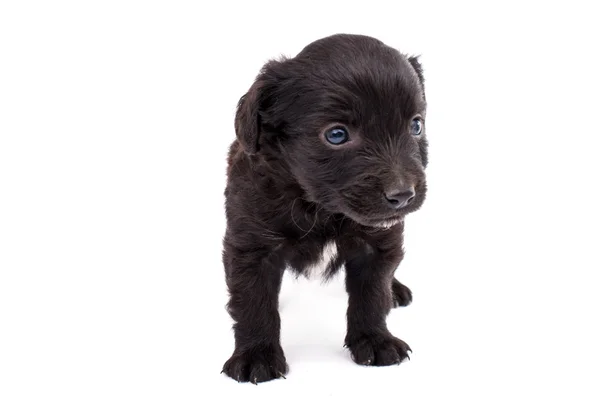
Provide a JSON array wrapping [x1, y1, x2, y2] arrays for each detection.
[[304, 241, 338, 279]]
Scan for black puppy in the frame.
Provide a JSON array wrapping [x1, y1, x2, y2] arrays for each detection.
[[222, 34, 428, 383]]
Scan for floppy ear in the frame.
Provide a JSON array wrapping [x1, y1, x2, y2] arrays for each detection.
[[234, 78, 264, 155], [408, 55, 425, 88]]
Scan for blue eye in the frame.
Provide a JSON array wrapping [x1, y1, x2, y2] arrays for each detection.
[[411, 118, 423, 136], [325, 127, 349, 145]]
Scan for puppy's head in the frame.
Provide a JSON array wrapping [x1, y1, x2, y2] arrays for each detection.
[[235, 34, 428, 228]]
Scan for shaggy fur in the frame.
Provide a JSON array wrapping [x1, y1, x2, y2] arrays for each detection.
[[222, 34, 428, 383]]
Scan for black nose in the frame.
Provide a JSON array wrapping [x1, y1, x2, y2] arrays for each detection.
[[384, 187, 416, 209]]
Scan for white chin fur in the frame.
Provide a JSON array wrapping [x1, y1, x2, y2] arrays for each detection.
[[373, 219, 402, 229]]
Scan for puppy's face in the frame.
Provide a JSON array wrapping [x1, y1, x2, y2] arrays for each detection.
[[235, 34, 428, 228]]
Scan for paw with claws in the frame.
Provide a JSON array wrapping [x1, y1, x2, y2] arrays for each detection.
[[345, 333, 411, 366], [222, 345, 288, 384]]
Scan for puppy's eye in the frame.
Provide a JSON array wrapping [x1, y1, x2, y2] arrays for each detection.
[[324, 127, 349, 145], [410, 118, 423, 136]]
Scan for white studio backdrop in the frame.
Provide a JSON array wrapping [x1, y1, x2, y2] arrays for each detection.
[[1, 1, 599, 418]]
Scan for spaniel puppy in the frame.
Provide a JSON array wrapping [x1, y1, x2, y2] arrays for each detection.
[[222, 34, 428, 383]]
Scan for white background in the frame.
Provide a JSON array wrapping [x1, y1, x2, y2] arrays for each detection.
[[1, 1, 599, 418]]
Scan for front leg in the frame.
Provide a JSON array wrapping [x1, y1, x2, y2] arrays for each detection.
[[344, 241, 411, 366], [222, 243, 288, 383]]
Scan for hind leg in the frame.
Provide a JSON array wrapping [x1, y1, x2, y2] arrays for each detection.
[[392, 278, 412, 308]]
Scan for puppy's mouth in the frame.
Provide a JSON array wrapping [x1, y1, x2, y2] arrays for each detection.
[[329, 183, 426, 229], [337, 192, 424, 229], [370, 217, 404, 229], [339, 208, 405, 229], [359, 216, 404, 229], [362, 217, 404, 230]]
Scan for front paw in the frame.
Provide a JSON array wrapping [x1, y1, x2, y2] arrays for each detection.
[[222, 345, 288, 384], [392, 279, 413, 307], [345, 333, 411, 366]]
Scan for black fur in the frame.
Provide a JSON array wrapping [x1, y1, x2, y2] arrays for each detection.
[[222, 34, 428, 383]]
